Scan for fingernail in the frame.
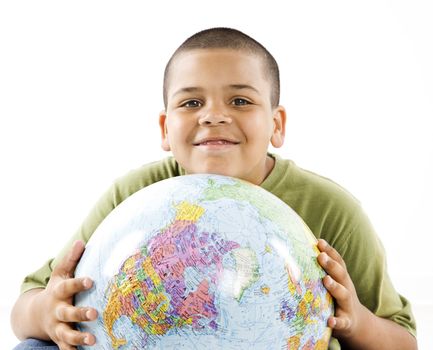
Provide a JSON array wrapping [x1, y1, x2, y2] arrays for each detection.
[[84, 336, 90, 345], [86, 309, 92, 319], [83, 278, 91, 288]]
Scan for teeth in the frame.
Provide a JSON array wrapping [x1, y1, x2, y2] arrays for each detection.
[[201, 140, 233, 145]]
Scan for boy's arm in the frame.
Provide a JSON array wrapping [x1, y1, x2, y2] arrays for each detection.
[[11, 241, 97, 349], [317, 239, 417, 350]]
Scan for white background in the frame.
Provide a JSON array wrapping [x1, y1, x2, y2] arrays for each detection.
[[1, 1, 432, 348]]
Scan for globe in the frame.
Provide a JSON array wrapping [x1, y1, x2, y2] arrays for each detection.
[[74, 174, 333, 349]]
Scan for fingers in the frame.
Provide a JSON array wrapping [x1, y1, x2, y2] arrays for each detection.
[[316, 239, 366, 340], [323, 275, 351, 309], [318, 251, 349, 287], [53, 277, 93, 299], [328, 315, 352, 331], [317, 239, 356, 309], [55, 304, 98, 323], [54, 240, 86, 278], [317, 239, 346, 269], [323, 274, 355, 334], [54, 323, 96, 348], [40, 241, 97, 349]]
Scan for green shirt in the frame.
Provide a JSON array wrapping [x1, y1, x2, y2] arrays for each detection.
[[21, 154, 416, 348]]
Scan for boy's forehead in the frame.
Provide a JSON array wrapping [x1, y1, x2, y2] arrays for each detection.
[[171, 48, 262, 71], [175, 47, 257, 60], [167, 48, 269, 93]]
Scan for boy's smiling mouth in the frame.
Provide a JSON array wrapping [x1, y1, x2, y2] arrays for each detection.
[[193, 137, 240, 147]]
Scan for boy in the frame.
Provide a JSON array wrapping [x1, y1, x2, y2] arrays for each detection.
[[11, 28, 417, 349]]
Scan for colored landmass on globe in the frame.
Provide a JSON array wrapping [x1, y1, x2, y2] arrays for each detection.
[[75, 175, 333, 349], [103, 201, 245, 348]]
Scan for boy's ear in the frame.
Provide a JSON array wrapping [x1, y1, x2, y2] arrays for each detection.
[[270, 105, 286, 148], [159, 110, 171, 151]]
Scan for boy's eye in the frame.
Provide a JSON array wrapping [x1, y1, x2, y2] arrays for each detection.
[[182, 100, 202, 108], [232, 98, 251, 106]]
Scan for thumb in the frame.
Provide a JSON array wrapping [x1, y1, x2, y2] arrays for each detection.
[[53, 240, 86, 278]]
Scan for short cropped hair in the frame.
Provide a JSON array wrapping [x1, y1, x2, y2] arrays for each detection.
[[163, 27, 280, 109]]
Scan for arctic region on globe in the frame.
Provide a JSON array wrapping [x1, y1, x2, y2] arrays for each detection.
[[74, 174, 333, 349]]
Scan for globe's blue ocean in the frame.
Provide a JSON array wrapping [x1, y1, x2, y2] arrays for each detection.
[[75, 174, 333, 349]]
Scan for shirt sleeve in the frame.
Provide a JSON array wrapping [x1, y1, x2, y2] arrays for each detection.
[[331, 207, 417, 337]]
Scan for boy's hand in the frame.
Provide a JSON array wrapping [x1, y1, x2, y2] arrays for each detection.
[[316, 239, 365, 342], [38, 240, 97, 349], [316, 239, 417, 349]]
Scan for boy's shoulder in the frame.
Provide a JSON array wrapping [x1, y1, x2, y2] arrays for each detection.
[[111, 154, 364, 223], [120, 156, 183, 183], [266, 154, 362, 211], [110, 157, 183, 204], [266, 154, 371, 248]]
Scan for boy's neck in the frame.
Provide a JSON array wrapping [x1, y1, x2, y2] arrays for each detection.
[[173, 154, 276, 185], [263, 154, 276, 184]]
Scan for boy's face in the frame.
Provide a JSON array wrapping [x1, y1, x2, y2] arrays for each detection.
[[159, 48, 286, 185]]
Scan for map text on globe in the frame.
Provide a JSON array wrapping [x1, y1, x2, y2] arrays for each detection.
[[75, 174, 333, 349]]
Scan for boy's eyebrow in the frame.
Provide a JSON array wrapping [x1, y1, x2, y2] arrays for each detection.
[[227, 84, 260, 94], [172, 84, 259, 97], [172, 87, 204, 97]]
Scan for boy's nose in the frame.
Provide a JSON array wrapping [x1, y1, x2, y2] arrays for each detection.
[[198, 107, 232, 125]]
